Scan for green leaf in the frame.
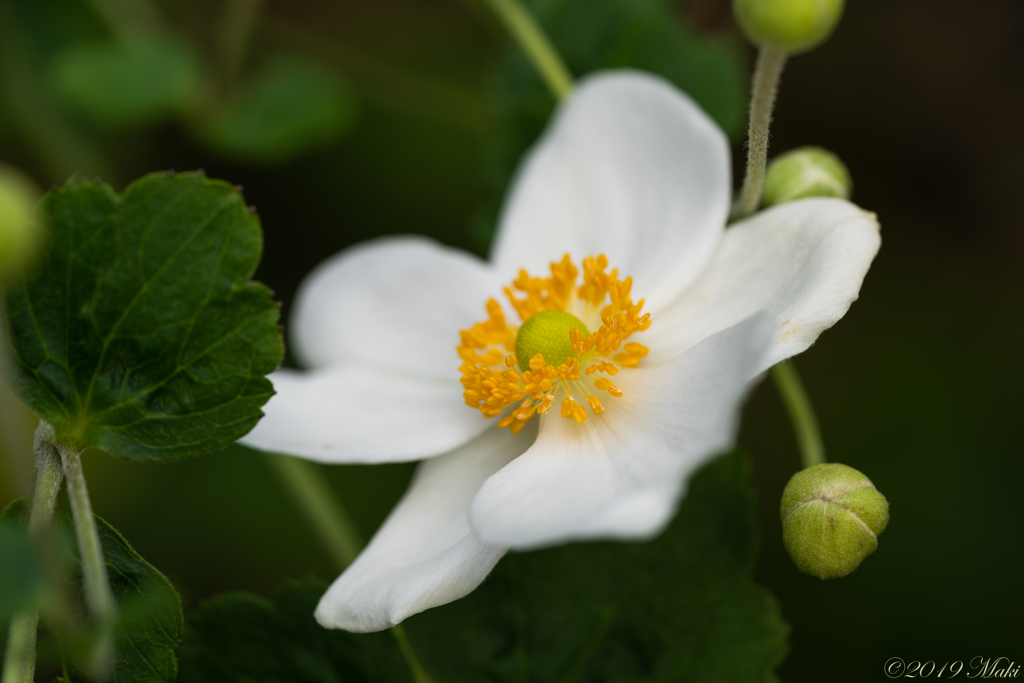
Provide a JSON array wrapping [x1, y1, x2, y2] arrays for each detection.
[[1, 498, 183, 683], [3, 171, 283, 461], [0, 520, 47, 620], [48, 37, 202, 127], [403, 450, 788, 682], [200, 56, 358, 164], [178, 578, 413, 683], [178, 453, 786, 683], [59, 503, 183, 683]]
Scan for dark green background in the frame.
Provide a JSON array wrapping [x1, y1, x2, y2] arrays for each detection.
[[1, 1, 1021, 681]]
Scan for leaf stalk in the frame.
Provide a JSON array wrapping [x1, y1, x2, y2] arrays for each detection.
[[56, 438, 117, 674], [1, 423, 66, 683]]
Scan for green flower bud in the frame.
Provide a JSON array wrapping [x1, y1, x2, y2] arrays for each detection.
[[0, 164, 43, 280], [733, 0, 845, 53], [763, 146, 852, 207], [781, 463, 888, 579]]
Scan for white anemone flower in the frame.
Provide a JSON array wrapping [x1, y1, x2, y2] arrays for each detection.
[[242, 70, 880, 633]]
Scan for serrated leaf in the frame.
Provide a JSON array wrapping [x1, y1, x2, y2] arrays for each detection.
[[1, 498, 183, 683], [178, 578, 412, 683], [48, 37, 202, 127], [0, 520, 47, 620], [200, 56, 358, 163], [3, 171, 283, 461], [403, 450, 788, 682]]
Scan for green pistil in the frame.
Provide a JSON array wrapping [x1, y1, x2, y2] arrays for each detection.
[[514, 310, 589, 373]]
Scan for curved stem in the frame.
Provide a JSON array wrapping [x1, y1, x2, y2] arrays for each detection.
[[58, 442, 116, 672], [732, 45, 787, 220], [390, 623, 434, 683], [2, 423, 66, 683], [267, 453, 434, 683], [264, 453, 363, 568], [482, 0, 574, 100], [771, 361, 826, 468]]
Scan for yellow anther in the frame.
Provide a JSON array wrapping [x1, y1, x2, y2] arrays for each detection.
[[458, 253, 650, 432], [561, 396, 575, 418]]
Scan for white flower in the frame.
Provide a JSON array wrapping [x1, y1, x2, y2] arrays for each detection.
[[242, 70, 880, 633]]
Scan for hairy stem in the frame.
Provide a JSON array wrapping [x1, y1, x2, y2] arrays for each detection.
[[1, 424, 66, 683], [728, 47, 825, 469], [482, 0, 573, 100], [58, 442, 116, 672], [265, 453, 363, 567], [732, 45, 787, 220], [771, 361, 826, 468]]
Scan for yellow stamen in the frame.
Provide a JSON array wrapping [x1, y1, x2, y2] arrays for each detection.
[[457, 254, 651, 432]]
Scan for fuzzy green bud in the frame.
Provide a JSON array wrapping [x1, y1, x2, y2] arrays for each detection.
[[763, 146, 852, 207], [733, 0, 845, 53], [0, 164, 43, 280], [781, 463, 888, 579]]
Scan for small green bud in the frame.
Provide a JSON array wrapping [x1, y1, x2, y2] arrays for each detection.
[[733, 0, 845, 53], [0, 164, 43, 280], [763, 146, 852, 207], [781, 463, 888, 579]]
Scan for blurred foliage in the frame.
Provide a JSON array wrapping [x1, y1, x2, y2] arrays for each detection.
[[49, 36, 202, 128], [0, 521, 46, 621], [179, 579, 411, 683], [200, 55, 357, 163], [2, 497, 183, 682], [4, 172, 282, 461], [179, 451, 787, 683]]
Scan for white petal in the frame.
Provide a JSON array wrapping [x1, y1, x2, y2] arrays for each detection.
[[241, 367, 491, 463], [469, 315, 774, 550], [315, 423, 537, 632], [643, 198, 881, 371], [490, 70, 730, 311], [292, 235, 499, 378]]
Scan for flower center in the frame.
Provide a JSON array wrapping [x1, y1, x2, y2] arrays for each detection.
[[514, 311, 589, 373], [458, 254, 651, 434]]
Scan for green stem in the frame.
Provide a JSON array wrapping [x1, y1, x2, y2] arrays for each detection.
[[771, 361, 825, 468], [267, 453, 434, 683], [0, 295, 33, 498], [482, 0, 574, 100], [729, 48, 826, 470], [57, 442, 116, 672], [265, 453, 363, 568], [1, 423, 66, 683], [390, 623, 433, 683], [732, 45, 787, 220], [217, 0, 263, 94]]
